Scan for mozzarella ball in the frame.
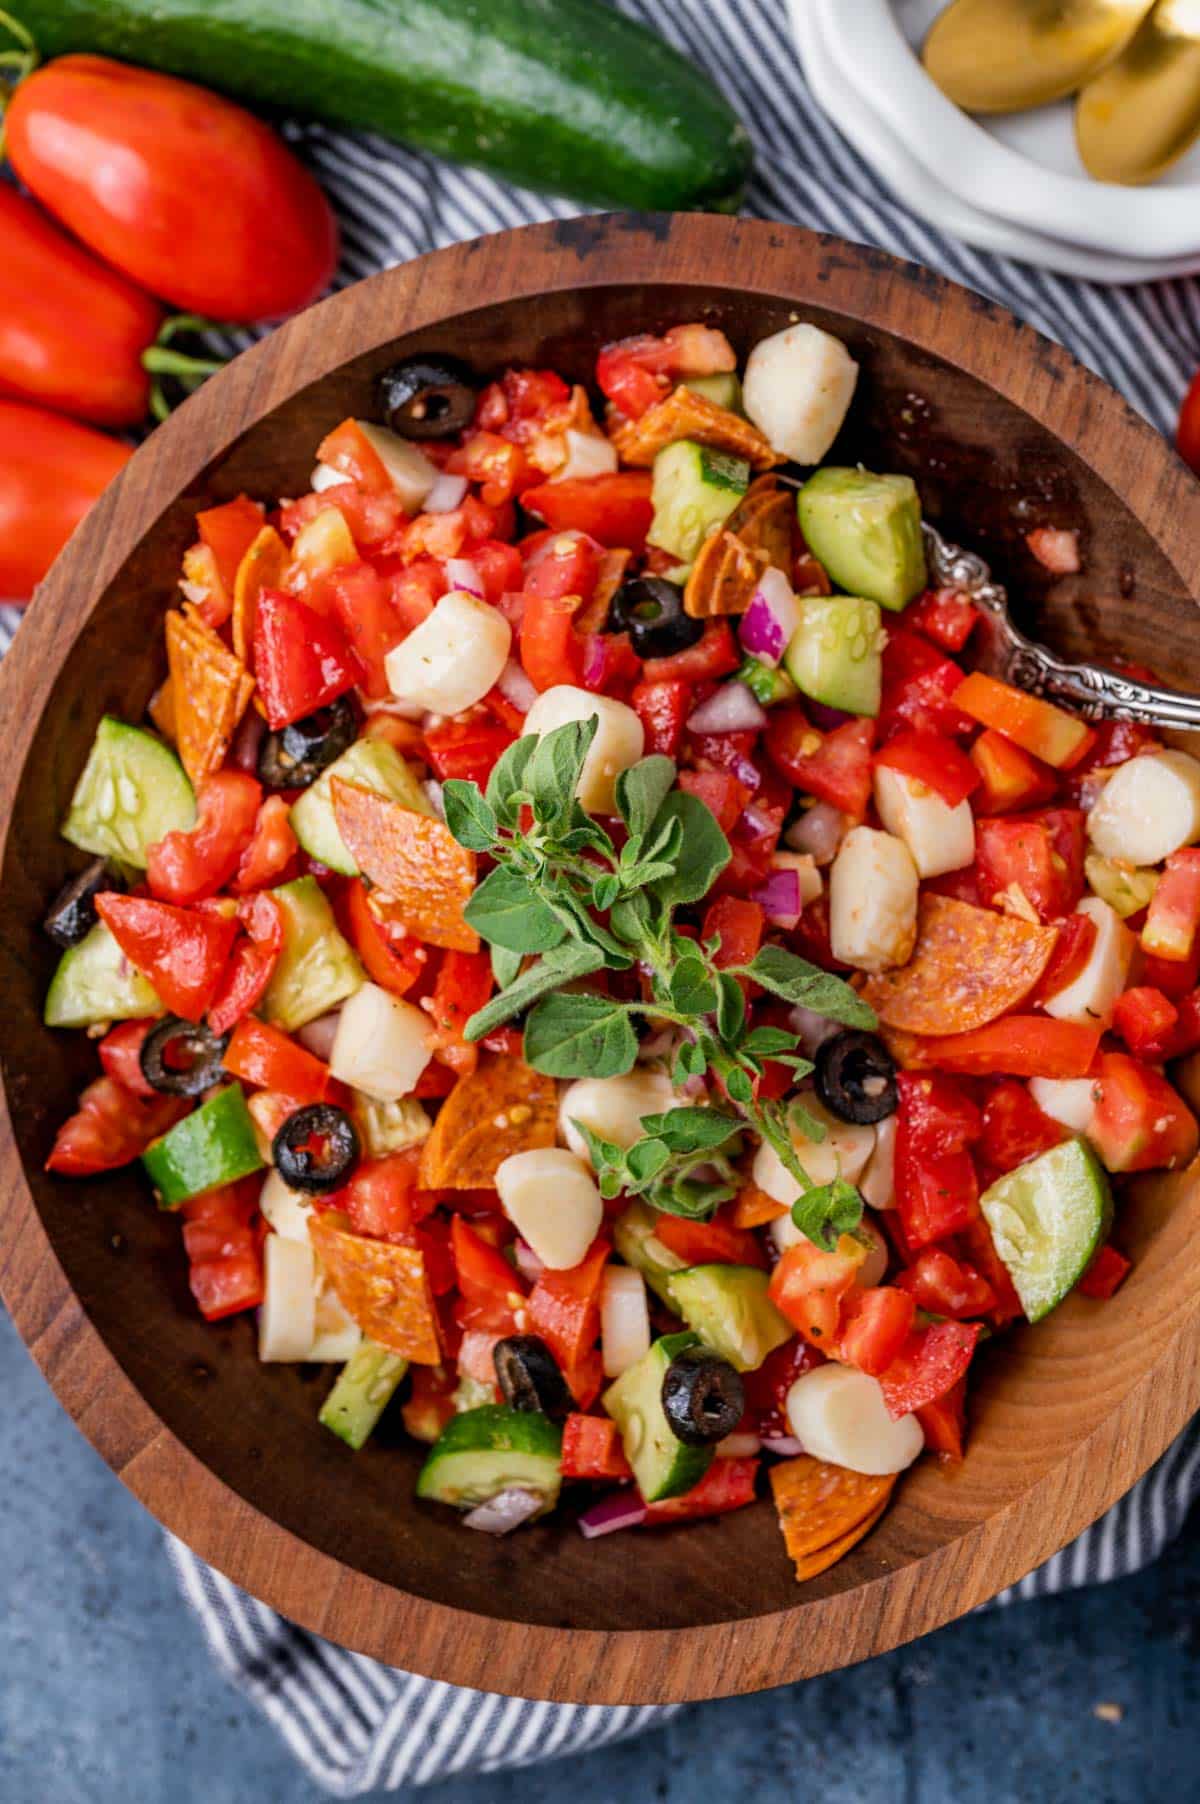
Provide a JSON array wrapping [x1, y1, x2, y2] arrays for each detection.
[[385, 591, 512, 715], [600, 1266, 651, 1378], [259, 1235, 317, 1363], [559, 1068, 680, 1164], [495, 1147, 603, 1270], [552, 430, 619, 482], [743, 323, 858, 464], [329, 982, 433, 1101], [829, 826, 919, 972], [753, 1091, 876, 1205], [1087, 750, 1200, 867], [873, 765, 975, 878], [1042, 897, 1134, 1030], [859, 1113, 897, 1210], [854, 1214, 890, 1288], [259, 1170, 314, 1243], [356, 421, 438, 513], [523, 685, 645, 815], [785, 1364, 924, 1475], [1028, 1076, 1098, 1136]]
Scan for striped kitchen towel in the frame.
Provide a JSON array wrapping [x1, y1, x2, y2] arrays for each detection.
[[11, 0, 1200, 1790]]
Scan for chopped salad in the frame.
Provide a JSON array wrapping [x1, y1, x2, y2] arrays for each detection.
[[42, 318, 1200, 1572]]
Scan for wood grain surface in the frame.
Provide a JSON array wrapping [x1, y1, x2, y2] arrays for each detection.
[[2, 214, 1199, 1703]]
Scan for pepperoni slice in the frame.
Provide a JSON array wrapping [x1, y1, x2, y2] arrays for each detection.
[[861, 894, 1058, 1035]]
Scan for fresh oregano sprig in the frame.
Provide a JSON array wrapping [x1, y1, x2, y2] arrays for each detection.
[[441, 719, 878, 1248]]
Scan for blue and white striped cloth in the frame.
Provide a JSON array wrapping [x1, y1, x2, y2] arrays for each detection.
[[9, 0, 1200, 1789]]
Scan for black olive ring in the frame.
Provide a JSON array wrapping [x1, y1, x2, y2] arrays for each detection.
[[376, 353, 478, 440], [272, 1103, 361, 1195], [814, 1030, 899, 1126], [661, 1346, 745, 1447], [44, 857, 124, 949], [257, 695, 358, 792], [606, 576, 704, 661], [493, 1335, 571, 1417], [139, 1016, 231, 1097]]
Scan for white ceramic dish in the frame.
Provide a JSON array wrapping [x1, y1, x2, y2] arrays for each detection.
[[804, 0, 1200, 265], [792, 0, 1200, 284]]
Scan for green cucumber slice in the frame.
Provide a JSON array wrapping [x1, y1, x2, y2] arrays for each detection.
[[141, 1084, 264, 1208], [612, 1200, 688, 1307], [260, 876, 364, 1033], [319, 1340, 408, 1450], [416, 1404, 562, 1512], [784, 594, 884, 717], [736, 656, 797, 708], [797, 468, 926, 612], [667, 1264, 793, 1372], [44, 921, 163, 1028], [602, 1331, 712, 1502], [290, 739, 432, 876], [647, 439, 750, 563], [980, 1136, 1113, 1323], [681, 373, 744, 414], [62, 716, 195, 868]]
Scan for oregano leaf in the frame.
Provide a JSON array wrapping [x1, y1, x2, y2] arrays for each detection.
[[463, 865, 567, 953], [442, 780, 497, 852], [523, 991, 638, 1078]]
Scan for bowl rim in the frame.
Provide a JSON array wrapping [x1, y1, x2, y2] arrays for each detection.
[[3, 212, 1200, 1703]]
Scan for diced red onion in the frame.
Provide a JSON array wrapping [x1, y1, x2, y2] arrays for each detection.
[[788, 1005, 841, 1054], [445, 557, 484, 598], [760, 1435, 805, 1458], [496, 657, 536, 714], [463, 1488, 546, 1536], [581, 633, 609, 689], [512, 1239, 545, 1284], [784, 801, 846, 866], [424, 471, 469, 514], [738, 567, 800, 668], [805, 699, 852, 732], [751, 867, 801, 926], [231, 705, 266, 773], [423, 778, 445, 820], [295, 1010, 341, 1060], [686, 683, 768, 735], [578, 1491, 647, 1539]]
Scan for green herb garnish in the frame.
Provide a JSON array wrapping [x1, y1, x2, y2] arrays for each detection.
[[442, 718, 876, 1247]]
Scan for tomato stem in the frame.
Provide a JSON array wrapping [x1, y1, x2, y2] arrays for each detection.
[[143, 315, 227, 422]]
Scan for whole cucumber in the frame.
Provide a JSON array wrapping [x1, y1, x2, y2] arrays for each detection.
[[18, 0, 752, 211]]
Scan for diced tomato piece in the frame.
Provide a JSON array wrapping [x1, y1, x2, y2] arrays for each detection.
[[702, 894, 764, 976], [340, 878, 431, 999], [181, 1178, 264, 1322], [413, 1059, 458, 1100], [955, 1217, 1024, 1328], [765, 709, 875, 817], [521, 472, 654, 551], [642, 619, 740, 684], [386, 555, 447, 631], [278, 482, 404, 551], [323, 561, 407, 701], [97, 1018, 159, 1099], [899, 1015, 1101, 1079], [520, 590, 585, 691], [640, 1456, 759, 1525], [527, 1237, 610, 1408], [317, 418, 393, 495], [402, 1363, 457, 1443], [451, 1216, 527, 1336], [975, 810, 1085, 922], [596, 326, 735, 423], [631, 679, 692, 757], [878, 1320, 981, 1420], [895, 1248, 996, 1320], [423, 718, 515, 788], [146, 770, 262, 906], [1113, 987, 1180, 1059], [1142, 848, 1200, 963], [206, 892, 286, 1037], [1069, 717, 1158, 778], [1033, 912, 1097, 1006], [524, 528, 600, 599], [897, 1071, 982, 1157], [916, 1376, 967, 1461], [95, 893, 237, 1023], [560, 1413, 633, 1482], [1142, 947, 1200, 1001], [187, 1248, 263, 1322], [331, 1152, 422, 1242], [879, 630, 976, 739], [1090, 1052, 1199, 1174], [767, 1237, 863, 1350], [906, 587, 978, 653], [46, 1075, 188, 1176], [979, 1079, 1066, 1172], [447, 431, 530, 506], [874, 728, 979, 808], [953, 671, 1094, 769], [654, 1208, 767, 1271], [196, 495, 265, 595], [425, 948, 493, 1077], [232, 796, 299, 895], [254, 587, 361, 730], [223, 1014, 330, 1105], [741, 1336, 825, 1437], [969, 728, 1058, 814], [894, 1071, 981, 1250], [837, 1286, 916, 1377], [1077, 1243, 1131, 1300], [676, 768, 751, 836]]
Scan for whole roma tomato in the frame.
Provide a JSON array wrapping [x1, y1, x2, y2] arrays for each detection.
[[0, 401, 131, 601], [7, 56, 338, 321]]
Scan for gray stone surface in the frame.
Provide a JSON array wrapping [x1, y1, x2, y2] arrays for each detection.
[[2, 1304, 1195, 1803]]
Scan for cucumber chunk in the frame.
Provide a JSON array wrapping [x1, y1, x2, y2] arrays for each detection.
[[613, 1200, 688, 1307], [44, 920, 163, 1028], [62, 716, 195, 868], [142, 1083, 265, 1208], [260, 876, 364, 1034], [798, 468, 926, 612], [290, 739, 433, 876], [416, 1404, 562, 1512], [980, 1136, 1113, 1323], [647, 439, 750, 563], [667, 1264, 793, 1372], [681, 373, 744, 415], [737, 656, 797, 708], [784, 595, 884, 717], [603, 1330, 712, 1502], [319, 1340, 409, 1450]]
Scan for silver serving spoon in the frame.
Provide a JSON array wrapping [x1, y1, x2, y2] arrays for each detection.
[[923, 522, 1200, 731]]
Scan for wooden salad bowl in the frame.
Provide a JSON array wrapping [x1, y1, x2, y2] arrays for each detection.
[[2, 214, 1200, 1703]]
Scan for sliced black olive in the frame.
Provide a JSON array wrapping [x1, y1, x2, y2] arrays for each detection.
[[661, 1347, 744, 1447], [493, 1335, 570, 1417], [606, 576, 703, 660], [273, 1103, 360, 1195], [140, 1017, 230, 1097], [44, 857, 124, 948], [815, 1030, 898, 1125], [376, 353, 477, 440], [257, 696, 358, 791]]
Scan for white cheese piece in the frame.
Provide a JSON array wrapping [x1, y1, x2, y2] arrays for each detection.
[[873, 765, 975, 878], [743, 323, 859, 464], [1028, 1076, 1098, 1136], [854, 1214, 890, 1288], [551, 429, 619, 482], [753, 1092, 876, 1204], [522, 685, 645, 815], [259, 1170, 314, 1244], [1087, 750, 1200, 866], [558, 1069, 680, 1164], [385, 590, 512, 716], [330, 982, 433, 1101], [600, 1266, 651, 1378], [785, 1365, 923, 1475], [1042, 896, 1134, 1030], [859, 1113, 897, 1210], [259, 1236, 317, 1363], [356, 420, 438, 513], [495, 1148, 603, 1270], [829, 826, 919, 972]]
